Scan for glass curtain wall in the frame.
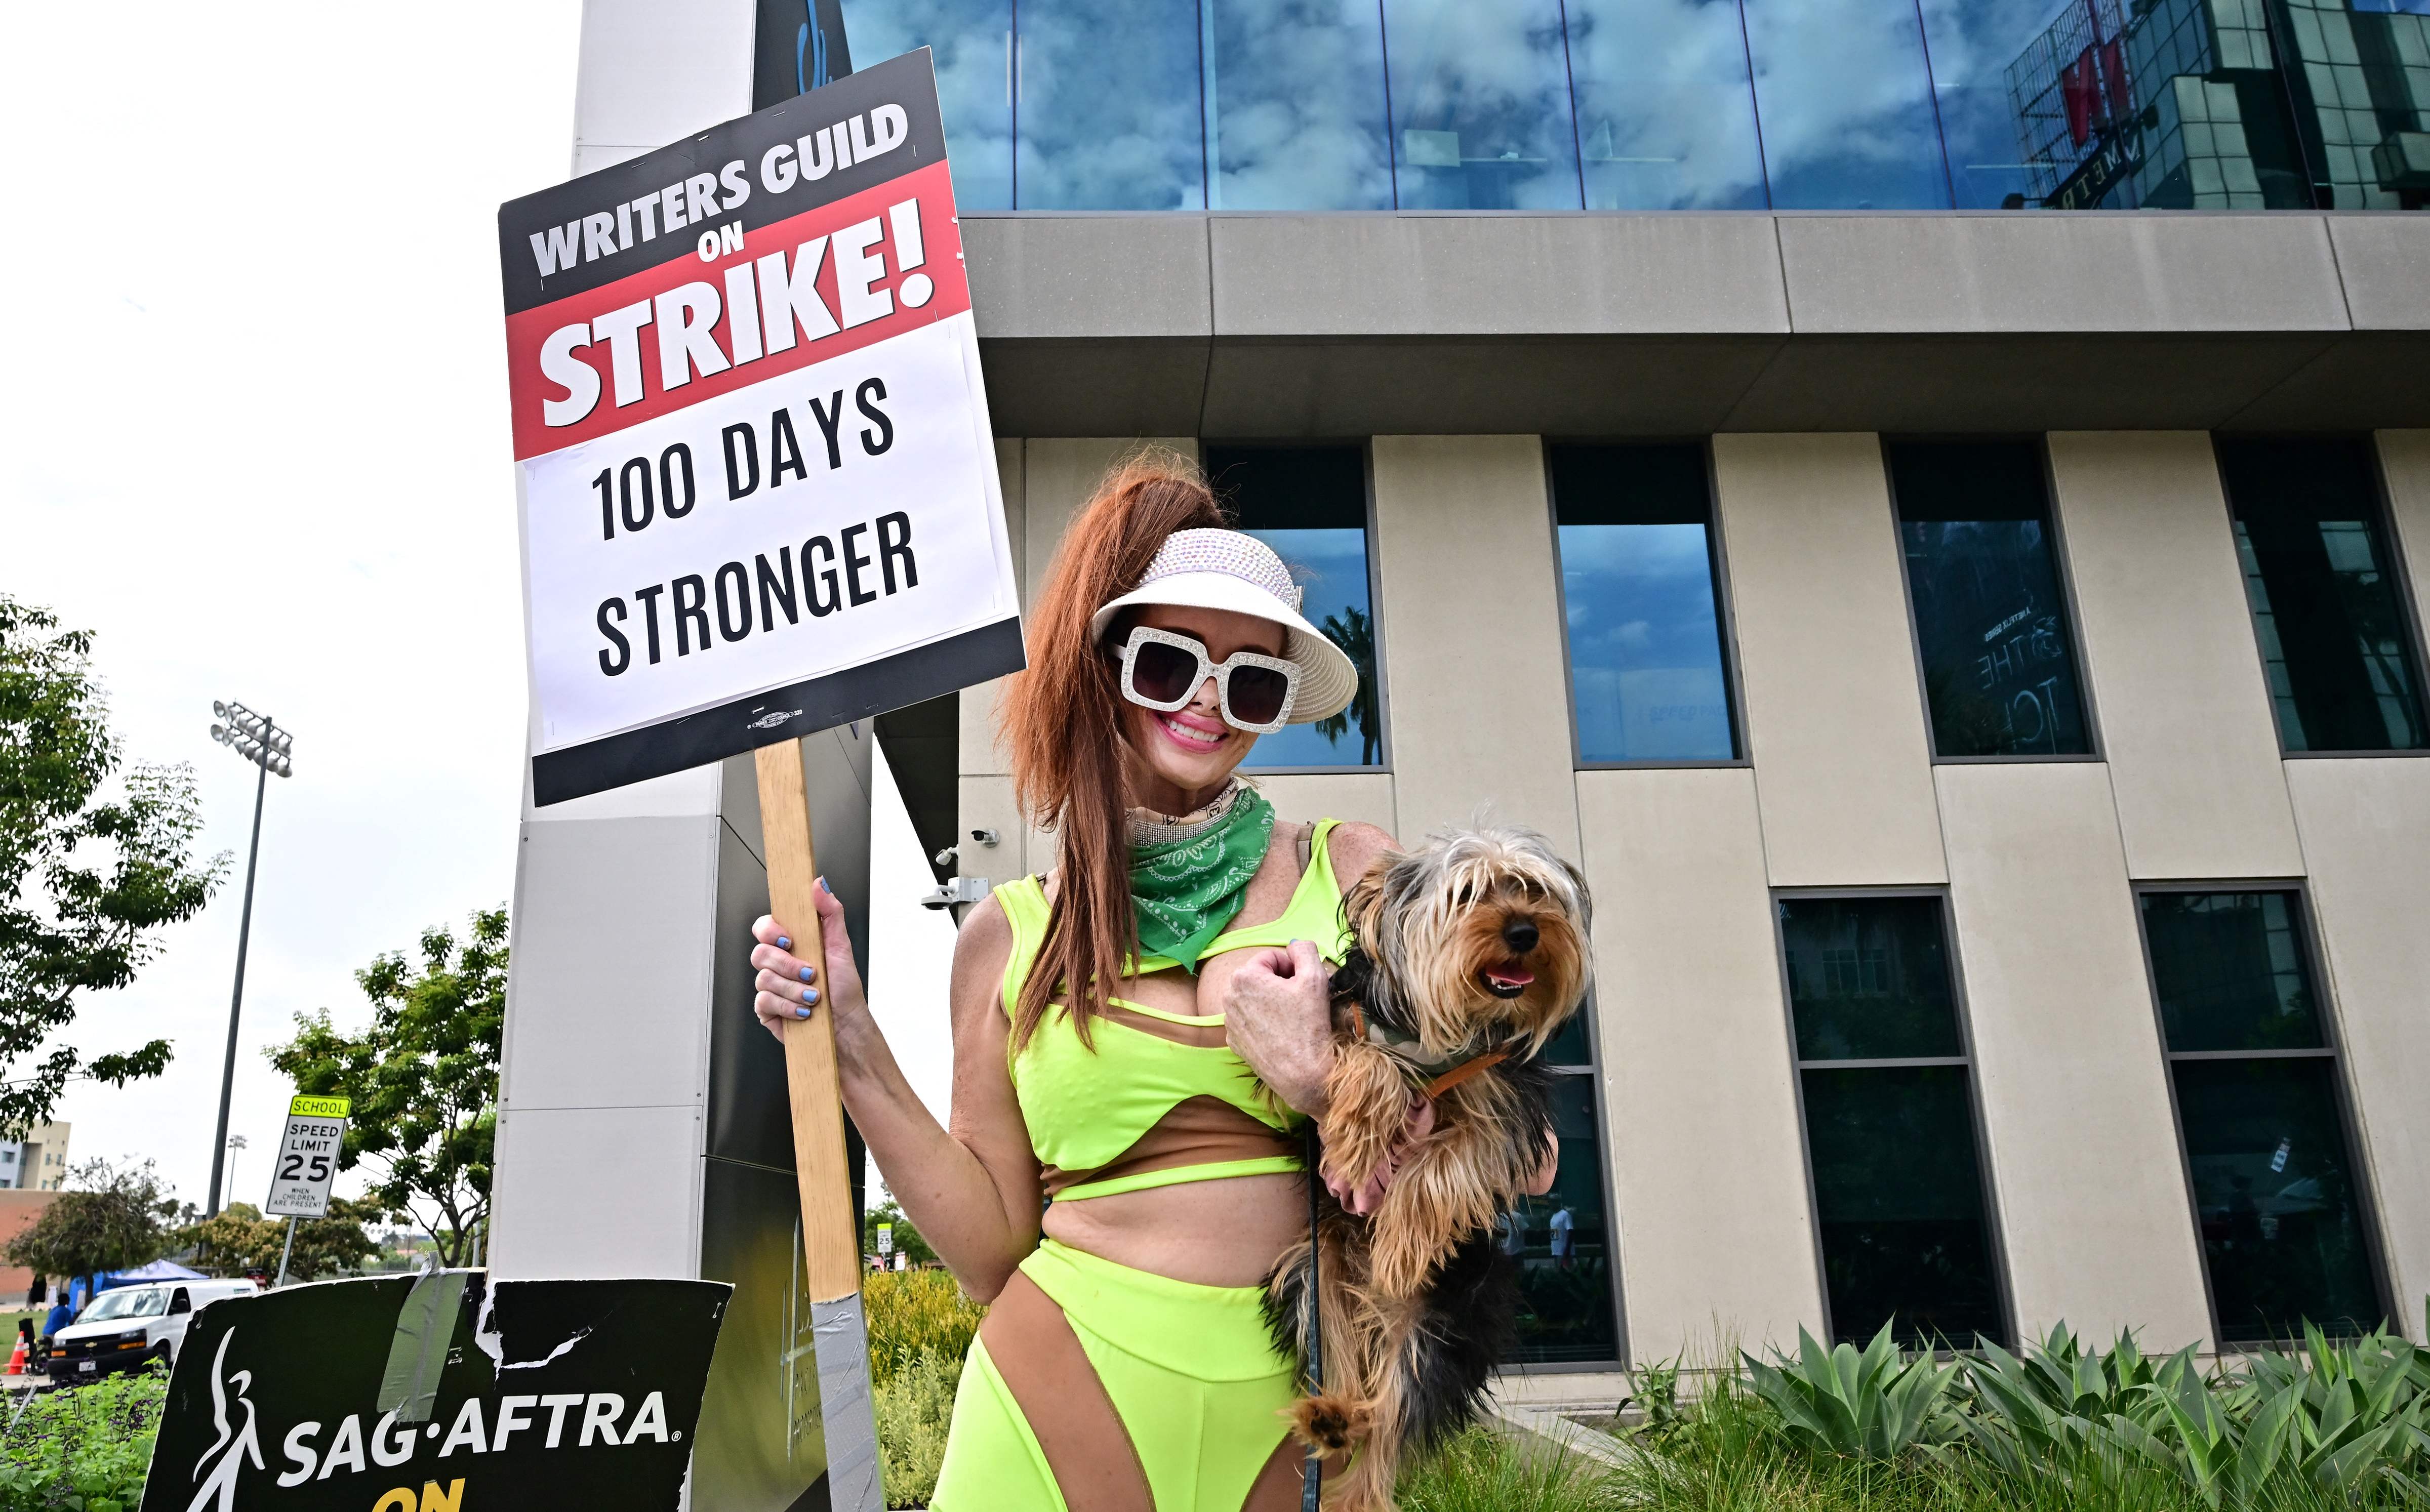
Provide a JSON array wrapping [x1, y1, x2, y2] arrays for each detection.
[[1504, 1011, 1624, 1364], [825, 0, 2430, 209], [1778, 895, 2008, 1347], [1204, 0, 1395, 209], [1205, 445, 1386, 770], [1888, 440, 2092, 758], [1551, 444, 1742, 763], [2139, 889, 2384, 1341], [2217, 438, 2427, 754]]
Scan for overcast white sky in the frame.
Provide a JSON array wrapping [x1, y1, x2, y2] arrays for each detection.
[[1, 3, 957, 1216]]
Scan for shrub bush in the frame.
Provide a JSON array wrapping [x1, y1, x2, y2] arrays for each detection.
[[864, 1269, 985, 1389], [863, 1268, 986, 1506], [0, 1370, 167, 1512], [874, 1351, 960, 1510], [1613, 1307, 2430, 1511]]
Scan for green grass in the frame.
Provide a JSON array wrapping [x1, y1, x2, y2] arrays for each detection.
[[1399, 1427, 1626, 1512]]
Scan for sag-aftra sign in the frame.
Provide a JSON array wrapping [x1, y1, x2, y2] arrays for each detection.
[[140, 1273, 725, 1512]]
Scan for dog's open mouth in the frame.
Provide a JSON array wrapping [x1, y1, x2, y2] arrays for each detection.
[[1480, 963, 1535, 999]]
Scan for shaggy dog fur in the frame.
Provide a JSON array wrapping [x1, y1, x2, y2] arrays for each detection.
[[1264, 825, 1593, 1510]]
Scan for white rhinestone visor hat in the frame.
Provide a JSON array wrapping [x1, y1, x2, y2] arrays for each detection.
[[1087, 528, 1360, 726]]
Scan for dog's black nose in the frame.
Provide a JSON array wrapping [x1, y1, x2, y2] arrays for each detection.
[[1502, 917, 1539, 953]]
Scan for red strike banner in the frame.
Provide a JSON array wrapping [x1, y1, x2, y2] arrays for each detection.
[[505, 161, 966, 462]]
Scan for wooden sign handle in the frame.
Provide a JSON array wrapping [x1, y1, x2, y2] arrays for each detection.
[[755, 739, 863, 1304]]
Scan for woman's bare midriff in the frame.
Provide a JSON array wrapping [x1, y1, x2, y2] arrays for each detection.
[[1019, 826, 1333, 1290], [1034, 951, 1310, 1288], [1042, 1171, 1308, 1288]]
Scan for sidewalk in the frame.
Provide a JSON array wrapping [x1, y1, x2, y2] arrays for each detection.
[[1485, 1370, 1637, 1467]]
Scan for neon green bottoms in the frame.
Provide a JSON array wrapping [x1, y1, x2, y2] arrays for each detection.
[[929, 1240, 1300, 1512]]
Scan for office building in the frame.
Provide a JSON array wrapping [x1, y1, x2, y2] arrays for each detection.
[[0, 1123, 72, 1192], [495, 1, 2430, 1501]]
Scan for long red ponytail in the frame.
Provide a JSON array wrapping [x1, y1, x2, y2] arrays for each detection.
[[1001, 448, 1227, 1050]]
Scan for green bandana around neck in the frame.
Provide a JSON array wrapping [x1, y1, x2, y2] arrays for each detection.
[[1129, 786, 1276, 973]]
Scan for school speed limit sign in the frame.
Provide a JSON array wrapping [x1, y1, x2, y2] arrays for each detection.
[[263, 1094, 350, 1217]]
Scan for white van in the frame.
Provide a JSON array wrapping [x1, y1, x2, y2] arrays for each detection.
[[49, 1279, 260, 1381]]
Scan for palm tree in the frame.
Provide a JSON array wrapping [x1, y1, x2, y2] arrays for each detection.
[[1315, 606, 1381, 765]]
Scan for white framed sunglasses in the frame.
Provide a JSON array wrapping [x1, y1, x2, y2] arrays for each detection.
[[1114, 625, 1302, 733]]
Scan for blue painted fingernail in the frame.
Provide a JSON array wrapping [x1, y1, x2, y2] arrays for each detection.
[[798, 967, 815, 983], [795, 1006, 812, 1019], [803, 989, 820, 1004], [818, 876, 833, 894], [777, 936, 792, 950]]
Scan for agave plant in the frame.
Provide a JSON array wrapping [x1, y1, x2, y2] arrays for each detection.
[[1956, 1324, 2191, 1484], [1742, 1323, 1964, 1461], [2217, 1320, 2430, 1498]]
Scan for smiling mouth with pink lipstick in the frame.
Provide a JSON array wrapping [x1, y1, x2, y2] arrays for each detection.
[[1153, 707, 1233, 752]]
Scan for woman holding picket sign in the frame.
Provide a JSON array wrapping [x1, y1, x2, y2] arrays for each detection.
[[748, 452, 1523, 1510]]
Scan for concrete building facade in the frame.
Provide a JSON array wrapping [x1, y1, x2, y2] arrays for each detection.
[[0, 1122, 70, 1192], [498, 0, 2430, 1501]]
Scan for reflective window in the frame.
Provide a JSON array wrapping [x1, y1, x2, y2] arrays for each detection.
[[1566, 0, 1770, 209], [1207, 445, 1385, 769], [1742, 0, 1951, 208], [1014, 1, 1205, 209], [1889, 441, 2092, 759], [1206, 0, 1395, 210], [2141, 891, 2322, 1053], [2219, 438, 2427, 755], [1381, 0, 1586, 209], [821, 0, 1014, 208], [1553, 444, 1739, 764], [2141, 890, 2384, 1341], [1781, 896, 1961, 1061], [1504, 1055, 1623, 1363], [1919, 0, 2064, 208], [825, 0, 2430, 211], [1781, 895, 2006, 1347]]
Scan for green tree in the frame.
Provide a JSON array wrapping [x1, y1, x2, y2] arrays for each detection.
[[1314, 604, 1382, 765], [0, 596, 226, 1133], [2, 1159, 176, 1282], [266, 909, 505, 1267], [177, 1197, 386, 1282]]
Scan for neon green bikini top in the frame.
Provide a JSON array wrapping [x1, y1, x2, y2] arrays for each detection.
[[995, 819, 1355, 1202]]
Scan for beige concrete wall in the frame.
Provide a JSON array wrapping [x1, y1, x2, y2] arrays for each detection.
[[2379, 431, 2430, 647], [1245, 772, 1399, 838], [2284, 759, 2430, 1340], [1369, 436, 1581, 854], [942, 427, 2430, 1364], [1576, 767, 1824, 1360], [1712, 434, 1945, 886], [959, 438, 1027, 781], [2046, 433, 2302, 880], [1934, 762, 2214, 1348]]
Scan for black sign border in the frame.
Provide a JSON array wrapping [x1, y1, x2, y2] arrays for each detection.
[[532, 614, 1022, 806], [497, 48, 945, 316]]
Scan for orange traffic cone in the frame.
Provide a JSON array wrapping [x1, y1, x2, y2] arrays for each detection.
[[6, 1338, 25, 1375]]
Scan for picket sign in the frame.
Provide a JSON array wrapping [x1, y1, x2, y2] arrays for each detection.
[[497, 46, 1022, 1512], [754, 740, 873, 1470]]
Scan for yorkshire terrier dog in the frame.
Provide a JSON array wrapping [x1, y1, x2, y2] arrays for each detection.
[[1265, 825, 1593, 1510]]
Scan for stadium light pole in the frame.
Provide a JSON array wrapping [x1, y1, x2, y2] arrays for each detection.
[[207, 702, 293, 1216]]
